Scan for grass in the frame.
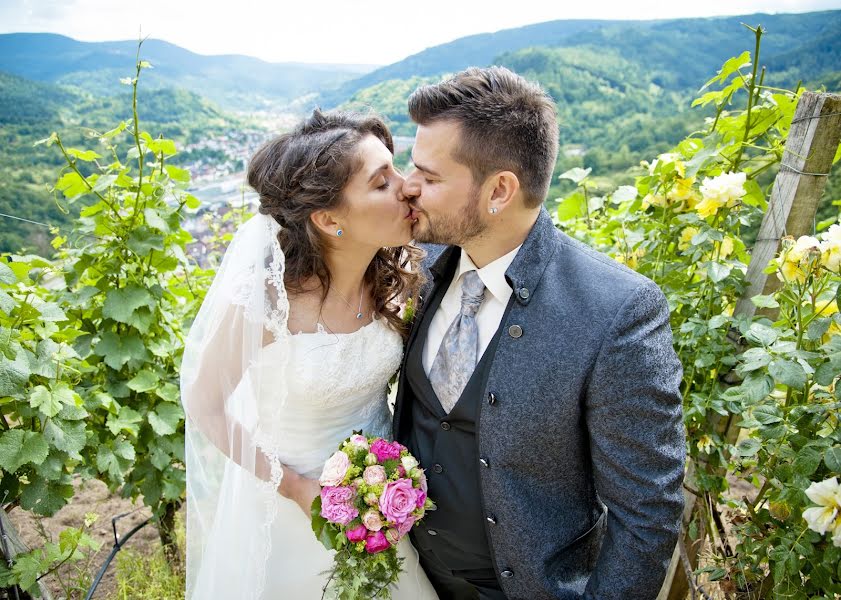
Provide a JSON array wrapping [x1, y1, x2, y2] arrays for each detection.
[[106, 514, 186, 600]]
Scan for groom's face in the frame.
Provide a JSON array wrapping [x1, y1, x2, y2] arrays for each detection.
[[403, 120, 486, 246]]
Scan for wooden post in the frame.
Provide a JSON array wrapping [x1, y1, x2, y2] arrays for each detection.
[[734, 91, 841, 319], [0, 510, 54, 600], [661, 91, 841, 600]]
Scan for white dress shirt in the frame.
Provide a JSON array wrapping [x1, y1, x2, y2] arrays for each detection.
[[422, 245, 522, 376]]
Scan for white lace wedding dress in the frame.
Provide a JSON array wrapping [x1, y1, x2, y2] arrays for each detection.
[[189, 316, 439, 599]]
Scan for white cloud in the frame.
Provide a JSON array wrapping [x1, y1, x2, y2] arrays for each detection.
[[1, 0, 839, 64]]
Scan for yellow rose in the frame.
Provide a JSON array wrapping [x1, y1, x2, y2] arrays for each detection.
[[695, 195, 724, 219], [820, 228, 841, 272], [778, 235, 822, 283], [672, 176, 696, 200], [679, 227, 699, 251], [641, 193, 667, 209]]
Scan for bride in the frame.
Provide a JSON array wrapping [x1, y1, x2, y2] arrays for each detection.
[[180, 110, 439, 599]]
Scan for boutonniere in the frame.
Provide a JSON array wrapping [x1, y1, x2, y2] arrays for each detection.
[[401, 296, 417, 326]]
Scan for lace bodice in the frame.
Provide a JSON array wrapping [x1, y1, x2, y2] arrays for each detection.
[[249, 317, 403, 478]]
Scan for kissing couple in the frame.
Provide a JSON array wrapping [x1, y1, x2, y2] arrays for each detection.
[[180, 66, 686, 599]]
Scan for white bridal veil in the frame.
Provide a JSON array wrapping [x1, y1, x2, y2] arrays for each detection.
[[180, 213, 291, 599]]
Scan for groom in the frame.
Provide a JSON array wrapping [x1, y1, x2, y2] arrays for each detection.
[[393, 66, 686, 599]]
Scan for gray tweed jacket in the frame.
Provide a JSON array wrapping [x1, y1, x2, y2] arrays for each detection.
[[393, 208, 686, 599]]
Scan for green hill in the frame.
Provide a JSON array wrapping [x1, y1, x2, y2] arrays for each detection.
[[0, 71, 246, 253], [323, 11, 841, 107], [0, 33, 377, 111]]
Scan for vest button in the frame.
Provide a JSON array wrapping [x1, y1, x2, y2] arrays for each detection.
[[440, 421, 451, 431], [486, 514, 497, 524], [518, 287, 530, 300], [500, 570, 514, 578], [508, 325, 523, 338], [427, 529, 438, 536], [479, 458, 490, 468], [487, 392, 497, 405], [432, 463, 443, 474]]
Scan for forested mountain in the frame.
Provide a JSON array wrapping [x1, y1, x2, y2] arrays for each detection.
[[0, 33, 376, 110], [2, 11, 840, 252], [323, 10, 841, 106], [337, 11, 841, 201], [0, 70, 245, 252]]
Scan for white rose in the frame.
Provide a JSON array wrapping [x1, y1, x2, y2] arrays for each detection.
[[319, 451, 351, 487], [821, 223, 841, 245], [363, 465, 386, 486], [401, 456, 419, 472], [803, 477, 841, 535], [362, 509, 383, 531], [788, 235, 821, 263], [700, 171, 746, 206]]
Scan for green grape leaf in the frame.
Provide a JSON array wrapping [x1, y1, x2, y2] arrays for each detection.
[[94, 332, 148, 370], [127, 369, 159, 392], [106, 406, 143, 437], [102, 286, 154, 325], [20, 474, 73, 516], [0, 429, 49, 472], [148, 403, 183, 436], [44, 419, 87, 460]]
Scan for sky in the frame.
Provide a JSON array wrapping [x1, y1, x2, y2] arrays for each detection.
[[2, 0, 840, 65]]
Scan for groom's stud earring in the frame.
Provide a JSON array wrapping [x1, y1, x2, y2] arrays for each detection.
[[336, 229, 344, 237], [489, 207, 498, 214]]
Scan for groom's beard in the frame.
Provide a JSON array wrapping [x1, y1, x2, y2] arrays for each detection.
[[411, 185, 486, 246]]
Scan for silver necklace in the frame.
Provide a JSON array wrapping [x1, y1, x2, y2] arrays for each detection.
[[331, 285, 365, 319]]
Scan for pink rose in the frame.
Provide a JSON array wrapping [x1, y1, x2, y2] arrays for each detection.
[[379, 478, 418, 525], [319, 451, 350, 487], [349, 434, 369, 450], [345, 523, 368, 543], [396, 516, 415, 537], [370, 439, 401, 462], [365, 530, 390, 554], [416, 488, 427, 508], [397, 465, 407, 477], [362, 509, 384, 531], [363, 465, 387, 486], [320, 486, 358, 525]]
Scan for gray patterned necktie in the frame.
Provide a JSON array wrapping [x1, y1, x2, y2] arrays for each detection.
[[429, 270, 486, 413]]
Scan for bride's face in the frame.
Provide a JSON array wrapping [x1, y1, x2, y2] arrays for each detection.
[[335, 134, 413, 248]]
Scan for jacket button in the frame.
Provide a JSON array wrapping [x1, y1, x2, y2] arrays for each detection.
[[440, 421, 451, 431], [486, 514, 497, 524], [508, 325, 523, 338], [500, 570, 514, 578], [432, 464, 443, 474], [479, 458, 490, 468], [518, 287, 530, 300], [427, 529, 437, 536], [487, 392, 497, 405]]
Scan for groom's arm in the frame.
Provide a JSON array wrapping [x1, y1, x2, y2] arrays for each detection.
[[583, 280, 685, 599]]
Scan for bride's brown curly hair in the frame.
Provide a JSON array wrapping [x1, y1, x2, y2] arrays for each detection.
[[247, 109, 424, 337]]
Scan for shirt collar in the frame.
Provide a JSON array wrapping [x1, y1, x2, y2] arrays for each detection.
[[456, 245, 522, 303]]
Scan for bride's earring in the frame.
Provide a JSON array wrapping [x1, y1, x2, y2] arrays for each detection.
[[489, 207, 498, 214], [336, 229, 344, 237]]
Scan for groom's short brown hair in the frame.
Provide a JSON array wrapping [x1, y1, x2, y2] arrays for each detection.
[[408, 66, 559, 208]]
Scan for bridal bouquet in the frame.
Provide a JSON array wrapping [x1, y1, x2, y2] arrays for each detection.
[[312, 434, 435, 599]]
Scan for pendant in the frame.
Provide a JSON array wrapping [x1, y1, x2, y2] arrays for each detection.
[[356, 312, 363, 319]]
